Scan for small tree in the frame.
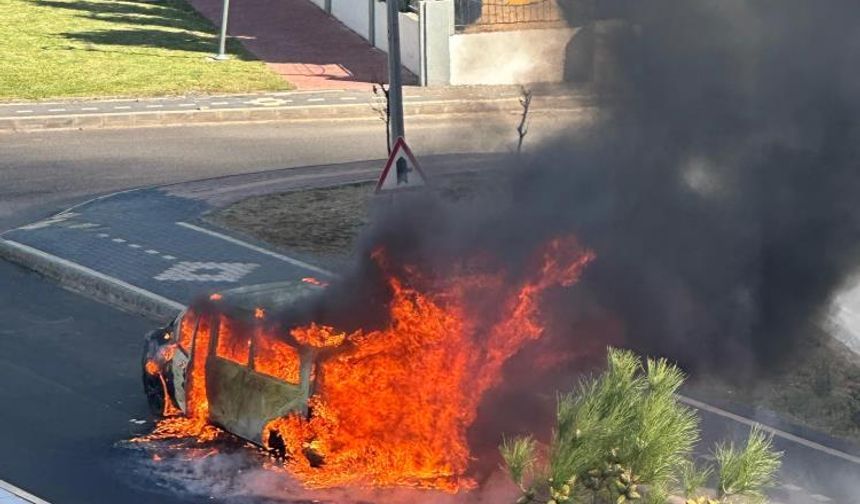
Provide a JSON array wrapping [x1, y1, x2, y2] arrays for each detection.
[[516, 86, 533, 155], [500, 348, 783, 504]]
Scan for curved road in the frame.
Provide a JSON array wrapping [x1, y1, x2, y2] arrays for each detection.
[[0, 114, 572, 504], [1, 115, 858, 503]]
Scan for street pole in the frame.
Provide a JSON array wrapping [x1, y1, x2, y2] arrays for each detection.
[[214, 0, 231, 60], [387, 0, 406, 145]]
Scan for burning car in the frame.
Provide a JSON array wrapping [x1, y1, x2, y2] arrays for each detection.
[[140, 239, 595, 491], [142, 280, 324, 448]]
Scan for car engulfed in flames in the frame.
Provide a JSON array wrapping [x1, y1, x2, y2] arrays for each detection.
[[141, 238, 595, 493]]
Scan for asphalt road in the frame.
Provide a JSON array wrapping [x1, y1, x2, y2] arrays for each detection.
[[0, 116, 858, 503], [0, 113, 582, 230], [0, 114, 577, 504], [0, 259, 199, 504]]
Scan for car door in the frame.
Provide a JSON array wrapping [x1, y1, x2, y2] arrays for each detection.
[[206, 316, 308, 444], [170, 309, 197, 412]]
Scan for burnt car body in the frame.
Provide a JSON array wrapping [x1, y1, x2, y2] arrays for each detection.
[[142, 281, 322, 445]]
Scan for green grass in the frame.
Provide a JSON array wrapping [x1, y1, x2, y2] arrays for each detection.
[[0, 0, 290, 100]]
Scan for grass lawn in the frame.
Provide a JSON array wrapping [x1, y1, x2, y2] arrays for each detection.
[[0, 0, 290, 100]]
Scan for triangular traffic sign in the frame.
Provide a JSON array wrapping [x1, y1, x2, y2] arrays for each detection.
[[376, 137, 428, 193]]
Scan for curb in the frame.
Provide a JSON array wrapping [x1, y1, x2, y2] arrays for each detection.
[[0, 480, 52, 504], [0, 95, 594, 132], [0, 237, 181, 322]]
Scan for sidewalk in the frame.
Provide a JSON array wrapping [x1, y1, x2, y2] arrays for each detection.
[[0, 85, 595, 132], [0, 154, 501, 320], [187, 0, 415, 90]]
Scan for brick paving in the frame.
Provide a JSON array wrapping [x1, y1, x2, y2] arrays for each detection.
[[187, 0, 416, 90]]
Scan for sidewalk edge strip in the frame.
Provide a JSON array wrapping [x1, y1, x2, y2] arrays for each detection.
[[677, 394, 860, 465], [176, 222, 334, 277], [0, 479, 52, 504], [0, 238, 183, 319]]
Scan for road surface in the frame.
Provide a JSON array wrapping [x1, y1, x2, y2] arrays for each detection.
[[0, 116, 857, 503]]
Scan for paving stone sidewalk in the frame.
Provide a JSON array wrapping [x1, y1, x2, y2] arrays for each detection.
[[0, 154, 501, 320], [188, 0, 413, 90]]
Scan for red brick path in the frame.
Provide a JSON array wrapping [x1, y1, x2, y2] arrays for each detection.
[[188, 0, 413, 90]]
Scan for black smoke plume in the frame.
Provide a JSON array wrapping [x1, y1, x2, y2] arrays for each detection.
[[293, 0, 860, 379]]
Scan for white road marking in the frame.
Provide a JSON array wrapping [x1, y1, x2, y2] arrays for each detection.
[[781, 483, 803, 492], [0, 479, 53, 504], [339, 96, 358, 101], [66, 223, 99, 229], [0, 239, 184, 311], [176, 222, 333, 277], [145, 249, 160, 255], [155, 261, 259, 282], [244, 97, 293, 107], [17, 212, 79, 230], [128, 244, 142, 249], [114, 106, 132, 110], [678, 395, 860, 465], [145, 104, 164, 109], [15, 110, 33, 114], [307, 98, 325, 102], [162, 255, 177, 260], [211, 101, 230, 106], [97, 233, 110, 238], [111, 238, 126, 243], [809, 494, 833, 502], [47, 108, 66, 112], [178, 103, 195, 108], [80, 107, 99, 111]]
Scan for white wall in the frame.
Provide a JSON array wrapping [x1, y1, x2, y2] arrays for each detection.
[[308, 0, 325, 9], [373, 0, 388, 51], [331, 0, 370, 39], [399, 12, 421, 76], [371, 2, 421, 77], [449, 27, 578, 85]]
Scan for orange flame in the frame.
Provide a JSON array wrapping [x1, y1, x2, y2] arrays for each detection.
[[145, 359, 159, 376], [139, 236, 594, 492], [265, 236, 595, 491], [302, 277, 329, 287]]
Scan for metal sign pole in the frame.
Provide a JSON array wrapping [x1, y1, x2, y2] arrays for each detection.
[[214, 0, 231, 61], [387, 0, 406, 144]]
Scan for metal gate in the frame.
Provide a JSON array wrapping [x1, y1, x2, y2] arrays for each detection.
[[454, 0, 565, 31]]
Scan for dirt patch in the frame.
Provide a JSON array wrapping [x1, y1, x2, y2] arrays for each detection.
[[205, 171, 501, 262], [687, 326, 860, 443], [207, 182, 375, 260]]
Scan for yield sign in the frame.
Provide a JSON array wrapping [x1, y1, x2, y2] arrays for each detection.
[[376, 137, 428, 193]]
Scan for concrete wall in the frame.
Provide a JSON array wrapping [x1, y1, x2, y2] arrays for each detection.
[[449, 27, 579, 85], [332, 0, 371, 39], [371, 1, 421, 77], [399, 12, 421, 76], [305, 0, 584, 87]]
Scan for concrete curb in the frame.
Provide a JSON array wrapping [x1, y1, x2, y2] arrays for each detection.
[[0, 95, 594, 132], [0, 237, 182, 322]]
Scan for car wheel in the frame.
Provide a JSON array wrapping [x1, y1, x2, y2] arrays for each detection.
[[267, 429, 287, 460], [142, 369, 166, 417]]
